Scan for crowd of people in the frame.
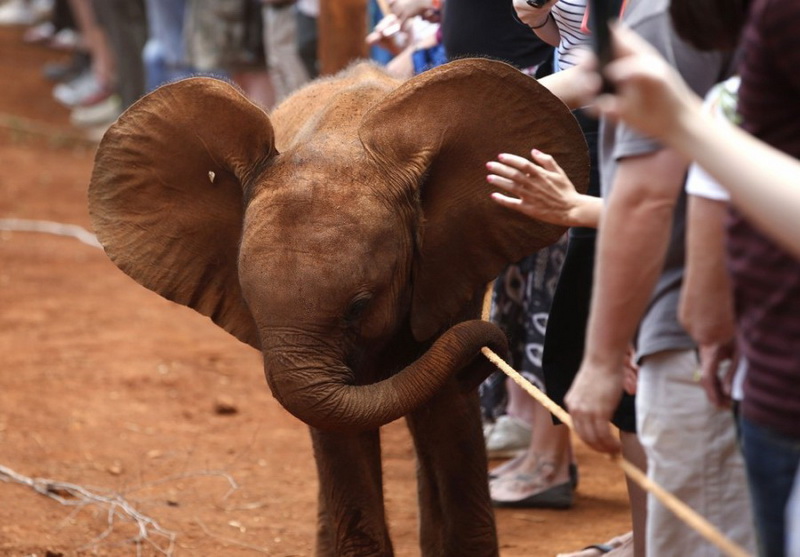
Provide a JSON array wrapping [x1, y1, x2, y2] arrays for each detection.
[[372, 1, 800, 556], [4, 0, 800, 555], [0, 0, 317, 134], [487, 1, 800, 556]]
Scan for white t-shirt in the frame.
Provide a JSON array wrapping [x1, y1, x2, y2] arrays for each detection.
[[685, 75, 746, 401], [685, 76, 741, 202]]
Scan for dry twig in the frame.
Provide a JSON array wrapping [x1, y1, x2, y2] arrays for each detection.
[[0, 218, 101, 249], [0, 464, 176, 556]]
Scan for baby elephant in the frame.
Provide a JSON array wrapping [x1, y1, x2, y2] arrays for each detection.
[[88, 59, 589, 556]]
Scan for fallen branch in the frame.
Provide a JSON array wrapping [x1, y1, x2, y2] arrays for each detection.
[[0, 218, 101, 249], [0, 464, 176, 556]]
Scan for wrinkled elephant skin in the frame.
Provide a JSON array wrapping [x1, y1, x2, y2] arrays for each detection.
[[88, 59, 589, 556]]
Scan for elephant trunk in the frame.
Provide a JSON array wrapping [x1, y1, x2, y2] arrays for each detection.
[[261, 320, 507, 432]]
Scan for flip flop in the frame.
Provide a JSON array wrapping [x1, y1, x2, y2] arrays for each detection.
[[583, 543, 615, 553], [556, 531, 633, 557], [491, 481, 573, 509], [489, 462, 579, 489]]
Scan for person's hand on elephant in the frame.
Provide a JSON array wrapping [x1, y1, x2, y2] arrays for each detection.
[[487, 149, 602, 228]]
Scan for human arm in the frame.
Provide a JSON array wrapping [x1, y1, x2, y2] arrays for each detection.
[[670, 104, 800, 260], [679, 195, 735, 344], [487, 149, 603, 228], [511, 0, 561, 46], [388, 0, 438, 25], [564, 147, 689, 454], [365, 13, 405, 56], [679, 194, 737, 407], [538, 66, 589, 110], [585, 25, 800, 259]]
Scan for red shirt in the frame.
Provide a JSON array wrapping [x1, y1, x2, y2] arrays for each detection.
[[729, 0, 800, 439]]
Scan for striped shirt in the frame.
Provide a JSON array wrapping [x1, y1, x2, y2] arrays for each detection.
[[729, 0, 800, 440], [552, 0, 590, 70]]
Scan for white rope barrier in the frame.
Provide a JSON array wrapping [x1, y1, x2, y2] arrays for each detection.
[[481, 346, 752, 557]]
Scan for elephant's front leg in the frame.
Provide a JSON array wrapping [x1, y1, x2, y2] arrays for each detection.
[[406, 381, 499, 557], [309, 427, 393, 557]]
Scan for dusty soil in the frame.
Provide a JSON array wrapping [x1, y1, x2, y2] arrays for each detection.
[[0, 24, 631, 557]]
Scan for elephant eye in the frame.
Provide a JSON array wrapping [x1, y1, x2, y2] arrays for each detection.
[[344, 295, 372, 324]]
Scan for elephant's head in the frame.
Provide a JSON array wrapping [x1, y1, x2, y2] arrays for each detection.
[[88, 59, 589, 432]]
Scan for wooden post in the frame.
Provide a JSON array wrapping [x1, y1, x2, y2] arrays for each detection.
[[318, 0, 370, 75]]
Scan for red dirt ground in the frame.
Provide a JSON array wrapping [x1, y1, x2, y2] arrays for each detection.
[[0, 24, 631, 556]]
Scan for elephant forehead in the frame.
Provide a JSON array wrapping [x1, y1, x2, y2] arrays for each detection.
[[246, 150, 405, 222], [271, 63, 398, 143], [241, 189, 408, 266], [237, 211, 412, 320]]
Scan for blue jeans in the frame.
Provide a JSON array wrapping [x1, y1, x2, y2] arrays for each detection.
[[143, 0, 194, 91], [740, 417, 800, 557]]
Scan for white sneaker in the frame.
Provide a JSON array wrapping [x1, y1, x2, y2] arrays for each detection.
[[485, 415, 532, 459], [70, 95, 122, 128], [53, 71, 109, 107], [22, 20, 53, 43], [49, 27, 82, 50], [0, 0, 35, 25]]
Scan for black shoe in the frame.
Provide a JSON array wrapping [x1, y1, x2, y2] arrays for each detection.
[[492, 481, 574, 509]]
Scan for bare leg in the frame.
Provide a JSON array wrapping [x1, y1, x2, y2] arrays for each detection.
[[553, 432, 646, 557], [621, 431, 647, 557], [489, 400, 572, 506], [505, 378, 537, 424], [67, 0, 114, 89]]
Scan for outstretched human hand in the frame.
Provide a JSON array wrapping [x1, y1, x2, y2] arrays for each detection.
[[487, 149, 601, 228]]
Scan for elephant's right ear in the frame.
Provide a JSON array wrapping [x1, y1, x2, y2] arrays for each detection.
[[359, 59, 589, 342], [88, 78, 277, 349]]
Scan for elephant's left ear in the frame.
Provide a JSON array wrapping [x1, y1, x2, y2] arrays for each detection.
[[88, 78, 277, 349], [359, 58, 590, 342]]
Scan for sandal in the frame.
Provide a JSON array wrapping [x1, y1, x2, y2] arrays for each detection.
[[555, 531, 634, 557]]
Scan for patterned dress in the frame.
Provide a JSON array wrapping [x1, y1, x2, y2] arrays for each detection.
[[480, 235, 567, 421]]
